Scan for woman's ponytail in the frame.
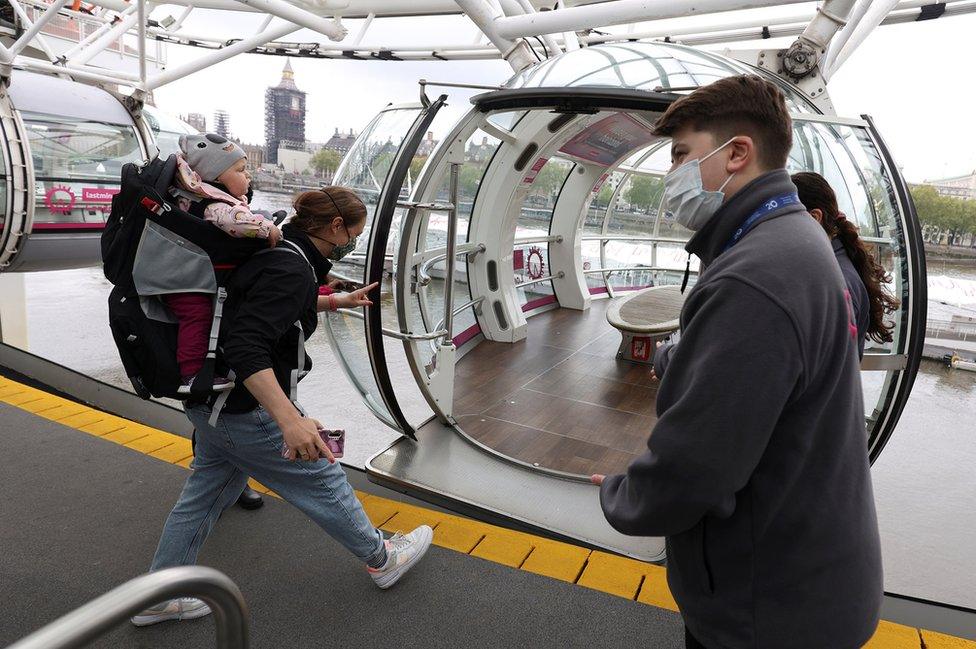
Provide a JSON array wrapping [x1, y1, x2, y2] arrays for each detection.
[[792, 172, 900, 344]]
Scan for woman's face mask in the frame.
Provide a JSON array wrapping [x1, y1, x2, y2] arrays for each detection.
[[328, 222, 358, 261], [663, 138, 737, 231], [329, 236, 358, 261]]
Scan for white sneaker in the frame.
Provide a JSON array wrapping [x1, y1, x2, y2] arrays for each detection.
[[130, 597, 212, 627], [367, 525, 434, 590]]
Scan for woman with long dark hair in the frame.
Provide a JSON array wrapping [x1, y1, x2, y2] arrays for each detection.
[[792, 172, 900, 357]]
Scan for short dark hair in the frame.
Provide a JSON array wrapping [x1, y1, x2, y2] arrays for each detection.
[[653, 75, 793, 170]]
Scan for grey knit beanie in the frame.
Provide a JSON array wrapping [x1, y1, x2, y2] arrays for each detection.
[[179, 133, 246, 182]]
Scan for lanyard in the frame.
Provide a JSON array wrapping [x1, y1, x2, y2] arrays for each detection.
[[722, 192, 800, 253]]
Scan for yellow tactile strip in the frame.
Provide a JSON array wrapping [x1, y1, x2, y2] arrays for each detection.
[[1, 375, 973, 649]]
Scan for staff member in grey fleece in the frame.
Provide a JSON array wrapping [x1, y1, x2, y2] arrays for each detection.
[[593, 76, 883, 649]]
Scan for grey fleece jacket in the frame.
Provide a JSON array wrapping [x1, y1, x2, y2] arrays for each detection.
[[600, 170, 882, 649]]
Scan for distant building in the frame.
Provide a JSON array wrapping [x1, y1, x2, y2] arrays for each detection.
[[277, 147, 312, 174], [182, 112, 206, 133], [239, 142, 265, 170], [466, 135, 495, 163], [213, 110, 231, 139], [265, 59, 306, 165], [924, 171, 976, 201], [324, 128, 357, 156], [416, 131, 439, 157]]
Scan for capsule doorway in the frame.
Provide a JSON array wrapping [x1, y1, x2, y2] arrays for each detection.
[[327, 44, 925, 556]]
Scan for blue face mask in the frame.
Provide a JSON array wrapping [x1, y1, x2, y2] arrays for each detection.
[[663, 138, 737, 231]]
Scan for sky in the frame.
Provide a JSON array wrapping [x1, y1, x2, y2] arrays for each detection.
[[148, 4, 976, 183]]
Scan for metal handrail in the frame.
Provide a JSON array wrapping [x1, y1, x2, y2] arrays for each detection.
[[396, 200, 455, 212], [442, 162, 461, 343], [584, 266, 697, 275], [416, 242, 485, 287], [7, 566, 248, 649], [859, 236, 894, 246], [333, 307, 448, 341], [429, 296, 487, 352], [513, 234, 563, 245], [515, 271, 564, 289], [582, 234, 690, 245]]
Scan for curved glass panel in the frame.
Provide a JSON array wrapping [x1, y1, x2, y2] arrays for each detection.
[[0, 126, 7, 238], [516, 157, 573, 308], [417, 128, 505, 342], [21, 111, 142, 225], [142, 104, 198, 158], [594, 140, 694, 293], [325, 106, 425, 429], [505, 42, 818, 113], [784, 117, 917, 453]]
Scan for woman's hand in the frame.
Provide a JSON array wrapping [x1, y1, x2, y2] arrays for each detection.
[[280, 416, 334, 464], [337, 282, 379, 309], [267, 225, 281, 248], [650, 341, 664, 382]]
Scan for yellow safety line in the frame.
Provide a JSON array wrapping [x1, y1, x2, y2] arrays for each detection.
[[0, 375, 971, 649]]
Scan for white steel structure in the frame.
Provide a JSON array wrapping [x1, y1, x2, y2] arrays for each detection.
[[0, 0, 951, 555], [0, 0, 972, 88]]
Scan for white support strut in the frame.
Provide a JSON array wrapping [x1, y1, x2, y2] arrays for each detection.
[[145, 20, 301, 89], [7, 0, 71, 60], [69, 9, 140, 66], [822, 0, 902, 78], [453, 0, 536, 71], [780, 0, 856, 78], [232, 0, 347, 41], [493, 0, 814, 38]]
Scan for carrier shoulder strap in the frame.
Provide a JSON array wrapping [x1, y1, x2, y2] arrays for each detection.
[[208, 240, 317, 426]]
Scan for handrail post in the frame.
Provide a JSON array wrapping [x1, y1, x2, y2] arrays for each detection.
[[442, 162, 460, 346], [7, 566, 248, 649]]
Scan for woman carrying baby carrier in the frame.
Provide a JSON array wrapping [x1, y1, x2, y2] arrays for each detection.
[[130, 184, 433, 627]]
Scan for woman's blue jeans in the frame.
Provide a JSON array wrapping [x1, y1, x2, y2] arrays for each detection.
[[149, 404, 387, 571]]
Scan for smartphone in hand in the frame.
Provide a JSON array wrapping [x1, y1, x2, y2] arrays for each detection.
[[281, 428, 345, 460]]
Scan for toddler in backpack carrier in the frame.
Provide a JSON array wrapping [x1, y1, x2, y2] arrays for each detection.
[[164, 133, 282, 395]]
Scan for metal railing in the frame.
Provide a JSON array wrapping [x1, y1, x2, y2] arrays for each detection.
[[416, 242, 485, 287], [7, 566, 248, 649], [582, 234, 690, 245], [926, 318, 976, 342], [334, 307, 448, 341], [515, 271, 565, 289], [514, 234, 563, 245], [442, 163, 461, 344], [429, 296, 486, 352], [583, 265, 693, 275]]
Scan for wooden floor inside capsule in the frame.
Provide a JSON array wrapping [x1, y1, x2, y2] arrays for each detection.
[[454, 297, 659, 477]]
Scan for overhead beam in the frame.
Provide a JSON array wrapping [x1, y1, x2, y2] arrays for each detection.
[[69, 9, 140, 66], [232, 0, 346, 41], [6, 0, 70, 61], [493, 0, 814, 38], [454, 0, 537, 71], [145, 20, 300, 90]]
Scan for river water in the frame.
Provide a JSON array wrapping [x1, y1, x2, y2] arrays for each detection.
[[13, 190, 976, 609]]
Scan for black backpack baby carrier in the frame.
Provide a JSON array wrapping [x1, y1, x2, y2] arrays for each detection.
[[101, 154, 281, 402]]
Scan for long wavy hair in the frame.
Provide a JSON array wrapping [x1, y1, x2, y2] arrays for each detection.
[[792, 172, 900, 344]]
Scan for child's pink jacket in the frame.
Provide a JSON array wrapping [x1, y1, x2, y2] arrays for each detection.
[[171, 156, 273, 239]]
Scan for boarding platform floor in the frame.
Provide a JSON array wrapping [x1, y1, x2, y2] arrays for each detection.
[[0, 399, 684, 648], [1, 375, 973, 648]]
